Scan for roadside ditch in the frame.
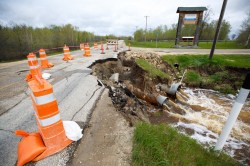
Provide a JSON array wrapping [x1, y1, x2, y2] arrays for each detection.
[[90, 51, 250, 165]]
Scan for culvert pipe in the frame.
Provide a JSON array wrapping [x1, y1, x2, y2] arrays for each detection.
[[156, 95, 168, 106], [158, 83, 182, 96]]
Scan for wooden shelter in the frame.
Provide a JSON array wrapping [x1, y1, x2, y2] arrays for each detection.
[[175, 7, 207, 48]]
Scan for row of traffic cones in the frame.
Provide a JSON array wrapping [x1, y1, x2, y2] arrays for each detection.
[[26, 50, 54, 81], [16, 54, 73, 166], [16, 41, 132, 165]]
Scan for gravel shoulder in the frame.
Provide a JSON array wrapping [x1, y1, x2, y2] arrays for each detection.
[[71, 89, 134, 166]]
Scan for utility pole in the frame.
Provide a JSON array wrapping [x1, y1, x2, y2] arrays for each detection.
[[144, 16, 149, 42], [209, 0, 228, 60]]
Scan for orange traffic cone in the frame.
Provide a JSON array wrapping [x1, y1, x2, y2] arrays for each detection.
[[84, 43, 91, 56], [100, 42, 105, 54], [80, 43, 84, 50], [26, 53, 42, 82], [39, 49, 54, 68], [100, 41, 103, 50], [63, 45, 73, 61], [94, 42, 98, 50], [16, 59, 73, 165]]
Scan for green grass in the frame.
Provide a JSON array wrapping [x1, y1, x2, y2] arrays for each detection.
[[135, 59, 170, 79], [185, 70, 202, 86], [132, 122, 240, 166], [127, 41, 246, 49], [128, 41, 175, 48], [198, 41, 245, 49], [162, 54, 250, 68]]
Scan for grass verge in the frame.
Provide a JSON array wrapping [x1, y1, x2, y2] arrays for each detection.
[[136, 58, 170, 79], [162, 54, 250, 94], [162, 54, 250, 68], [127, 41, 246, 49], [132, 122, 240, 166]]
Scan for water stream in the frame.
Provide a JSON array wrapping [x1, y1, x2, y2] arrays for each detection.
[[171, 88, 250, 165]]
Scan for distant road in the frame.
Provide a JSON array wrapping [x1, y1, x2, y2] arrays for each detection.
[[130, 47, 250, 55]]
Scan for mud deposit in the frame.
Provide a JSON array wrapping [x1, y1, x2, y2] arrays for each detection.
[[91, 51, 250, 165]]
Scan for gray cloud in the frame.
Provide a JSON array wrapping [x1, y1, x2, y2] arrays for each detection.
[[0, 0, 249, 36]]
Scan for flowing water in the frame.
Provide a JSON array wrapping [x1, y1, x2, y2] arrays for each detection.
[[171, 88, 250, 165]]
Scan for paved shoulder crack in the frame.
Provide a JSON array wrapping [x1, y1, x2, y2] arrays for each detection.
[[71, 86, 102, 120]]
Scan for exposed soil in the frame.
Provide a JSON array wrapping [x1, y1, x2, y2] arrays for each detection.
[[90, 50, 250, 165]]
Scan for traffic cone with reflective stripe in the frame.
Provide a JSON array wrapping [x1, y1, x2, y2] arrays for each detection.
[[16, 63, 72, 165], [84, 43, 91, 56], [94, 42, 98, 50], [63, 45, 73, 61], [80, 43, 84, 50], [100, 42, 105, 54], [26, 53, 42, 82], [39, 49, 54, 68], [29, 77, 72, 161]]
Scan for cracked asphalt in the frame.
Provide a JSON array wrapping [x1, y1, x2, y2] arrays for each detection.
[[0, 42, 248, 166], [0, 41, 125, 166]]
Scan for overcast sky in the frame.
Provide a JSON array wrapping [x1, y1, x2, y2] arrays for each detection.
[[0, 0, 249, 36]]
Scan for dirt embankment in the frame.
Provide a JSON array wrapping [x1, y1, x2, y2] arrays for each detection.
[[91, 51, 178, 125], [90, 51, 250, 165]]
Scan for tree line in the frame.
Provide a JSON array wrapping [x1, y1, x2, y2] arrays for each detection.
[[134, 20, 231, 42], [0, 24, 104, 61], [133, 10, 250, 49]]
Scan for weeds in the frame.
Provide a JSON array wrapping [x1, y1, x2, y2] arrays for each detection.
[[162, 54, 250, 68], [128, 41, 245, 49], [132, 123, 241, 166], [161, 54, 250, 94], [185, 70, 202, 86], [136, 59, 170, 79]]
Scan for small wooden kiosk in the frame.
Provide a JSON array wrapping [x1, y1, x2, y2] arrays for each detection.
[[175, 7, 207, 48]]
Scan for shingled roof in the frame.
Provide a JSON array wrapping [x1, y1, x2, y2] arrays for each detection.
[[177, 7, 207, 13]]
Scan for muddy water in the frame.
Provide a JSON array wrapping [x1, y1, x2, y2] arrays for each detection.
[[171, 88, 250, 165]]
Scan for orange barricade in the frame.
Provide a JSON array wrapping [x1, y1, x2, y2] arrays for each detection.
[[63, 45, 73, 61], [80, 43, 84, 50], [94, 42, 98, 50], [16, 56, 73, 166], [39, 49, 54, 68], [83, 43, 91, 56], [100, 42, 105, 54], [26, 53, 42, 82]]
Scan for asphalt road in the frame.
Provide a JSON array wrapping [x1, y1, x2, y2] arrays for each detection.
[[0, 43, 249, 166], [0, 41, 125, 166]]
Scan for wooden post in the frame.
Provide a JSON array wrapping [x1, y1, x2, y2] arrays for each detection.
[[175, 13, 184, 47], [193, 12, 203, 47]]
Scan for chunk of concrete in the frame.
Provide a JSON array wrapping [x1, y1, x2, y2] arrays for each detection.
[[109, 73, 119, 83]]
